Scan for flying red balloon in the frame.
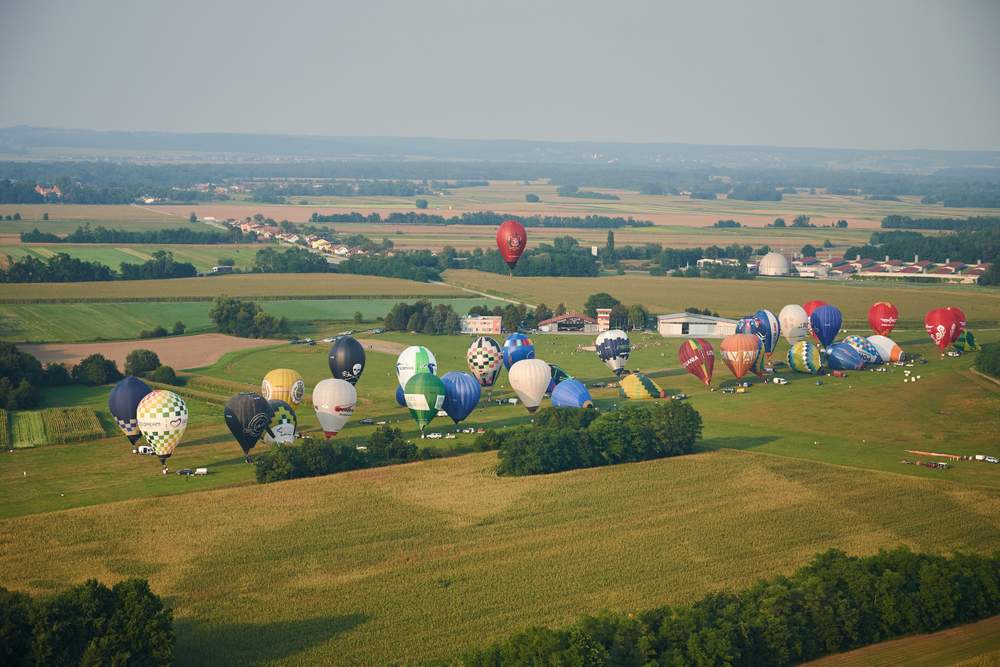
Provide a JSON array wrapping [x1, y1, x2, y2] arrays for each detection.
[[677, 338, 715, 386], [496, 219, 527, 270], [924, 308, 960, 351], [868, 301, 898, 336]]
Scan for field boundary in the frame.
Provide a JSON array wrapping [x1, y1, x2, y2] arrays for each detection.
[[0, 293, 474, 305]]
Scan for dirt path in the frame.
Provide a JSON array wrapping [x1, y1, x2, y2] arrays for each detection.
[[21, 333, 282, 370]]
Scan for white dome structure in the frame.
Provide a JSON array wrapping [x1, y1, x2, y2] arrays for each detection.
[[758, 252, 792, 276]]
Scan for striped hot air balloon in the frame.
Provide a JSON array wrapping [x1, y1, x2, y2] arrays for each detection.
[[720, 333, 760, 380], [867, 335, 905, 363], [787, 341, 824, 374], [619, 372, 665, 400], [677, 338, 714, 386]]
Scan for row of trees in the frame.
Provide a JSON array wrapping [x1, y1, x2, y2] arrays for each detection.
[[383, 300, 460, 335], [253, 247, 329, 273], [0, 343, 126, 409], [881, 215, 1000, 231], [338, 250, 442, 282], [309, 211, 653, 228], [0, 250, 197, 283], [845, 228, 1000, 274], [480, 402, 703, 476], [21, 224, 244, 244], [455, 237, 599, 277], [0, 578, 174, 665], [209, 297, 289, 338], [466, 547, 1000, 666], [583, 292, 650, 330], [555, 184, 620, 200]]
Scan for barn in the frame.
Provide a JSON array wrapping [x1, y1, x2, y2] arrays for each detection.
[[538, 313, 599, 333], [656, 312, 738, 338]]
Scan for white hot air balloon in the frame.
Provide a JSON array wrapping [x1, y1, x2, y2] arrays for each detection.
[[312, 378, 357, 437], [395, 346, 437, 389], [595, 329, 631, 377], [867, 335, 906, 363], [508, 359, 551, 413], [779, 304, 810, 345]]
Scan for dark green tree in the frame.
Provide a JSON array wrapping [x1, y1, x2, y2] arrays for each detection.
[[125, 349, 161, 376]]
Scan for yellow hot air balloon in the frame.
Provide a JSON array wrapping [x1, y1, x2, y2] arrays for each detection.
[[619, 372, 665, 399], [262, 368, 305, 407]]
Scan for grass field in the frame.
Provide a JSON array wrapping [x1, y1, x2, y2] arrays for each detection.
[[0, 203, 219, 234], [1, 243, 264, 272], [10, 410, 47, 448]]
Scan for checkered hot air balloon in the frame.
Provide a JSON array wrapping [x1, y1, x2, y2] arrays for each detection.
[[466, 336, 503, 387], [136, 389, 188, 467]]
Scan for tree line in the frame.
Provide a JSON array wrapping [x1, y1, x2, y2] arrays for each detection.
[[383, 300, 461, 334], [464, 547, 1000, 666], [478, 402, 703, 476], [0, 342, 128, 409], [451, 236, 599, 277], [555, 184, 621, 200], [209, 297, 288, 338], [845, 228, 1000, 274], [310, 211, 653, 228], [881, 215, 1000, 231], [0, 250, 199, 283], [21, 224, 247, 244], [337, 250, 443, 282]]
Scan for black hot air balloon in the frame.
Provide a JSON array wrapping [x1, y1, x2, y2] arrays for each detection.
[[224, 392, 274, 463], [108, 376, 152, 446], [328, 336, 366, 385]]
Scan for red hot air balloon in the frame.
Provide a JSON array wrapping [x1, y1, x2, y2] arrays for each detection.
[[496, 219, 527, 271], [868, 301, 898, 336], [945, 306, 967, 334], [924, 308, 960, 351], [677, 338, 715, 386]]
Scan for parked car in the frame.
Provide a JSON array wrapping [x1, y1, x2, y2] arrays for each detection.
[[370, 328, 385, 334], [135, 445, 155, 455], [425, 432, 443, 439], [772, 377, 788, 385], [176, 469, 195, 476], [375, 420, 387, 425], [359, 418, 374, 425], [670, 393, 687, 400]]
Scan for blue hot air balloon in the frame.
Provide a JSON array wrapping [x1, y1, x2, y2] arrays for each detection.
[[753, 309, 780, 362], [550, 379, 593, 409], [440, 371, 481, 423], [826, 342, 865, 370], [108, 376, 153, 445], [502, 332, 535, 370], [809, 305, 843, 348], [395, 384, 407, 407]]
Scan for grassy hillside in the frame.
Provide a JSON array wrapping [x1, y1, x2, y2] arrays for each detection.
[[2, 243, 264, 272]]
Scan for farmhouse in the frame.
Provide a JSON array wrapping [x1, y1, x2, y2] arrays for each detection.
[[460, 316, 502, 335], [657, 312, 738, 338], [537, 313, 598, 333]]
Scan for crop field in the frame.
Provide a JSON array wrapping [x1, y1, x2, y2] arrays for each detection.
[[0, 272, 464, 302], [1, 243, 264, 272], [0, 203, 219, 234], [40, 407, 106, 443], [0, 409, 9, 448], [10, 410, 47, 448], [445, 269, 1000, 327]]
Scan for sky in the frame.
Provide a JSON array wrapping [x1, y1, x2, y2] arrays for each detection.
[[1, 0, 998, 151]]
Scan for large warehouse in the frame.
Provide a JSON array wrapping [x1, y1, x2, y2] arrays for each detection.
[[538, 313, 599, 333], [656, 312, 739, 338]]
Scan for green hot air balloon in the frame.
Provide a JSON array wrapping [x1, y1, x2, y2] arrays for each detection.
[[404, 372, 446, 435]]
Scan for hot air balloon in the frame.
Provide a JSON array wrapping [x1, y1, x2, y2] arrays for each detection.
[[619, 372, 665, 399], [953, 329, 978, 352], [108, 376, 152, 446], [677, 338, 714, 386], [508, 359, 550, 412], [262, 400, 296, 445], [842, 335, 880, 365], [466, 336, 503, 387], [547, 364, 571, 394], [404, 372, 446, 433], [803, 300, 827, 317], [720, 333, 760, 380], [787, 341, 824, 374], [224, 392, 274, 462], [496, 219, 527, 271], [551, 379, 593, 408], [328, 336, 366, 385], [502, 332, 535, 370], [595, 329, 631, 377], [754, 309, 781, 364], [868, 335, 905, 363], [440, 371, 481, 424], [826, 342, 865, 371], [945, 306, 967, 335], [735, 315, 762, 338], [395, 346, 437, 389], [868, 302, 898, 336], [810, 305, 842, 348], [395, 384, 407, 407], [924, 308, 960, 351], [750, 338, 768, 378], [135, 389, 188, 470], [779, 304, 810, 345], [261, 368, 305, 407], [312, 378, 356, 437]]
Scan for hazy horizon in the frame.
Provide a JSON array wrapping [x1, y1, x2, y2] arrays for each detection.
[[2, 0, 998, 152]]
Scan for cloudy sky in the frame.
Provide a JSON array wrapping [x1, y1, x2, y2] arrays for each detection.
[[1, 0, 998, 150]]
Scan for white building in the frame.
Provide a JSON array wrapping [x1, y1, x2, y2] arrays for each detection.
[[757, 252, 792, 276], [657, 313, 738, 338], [461, 316, 502, 335]]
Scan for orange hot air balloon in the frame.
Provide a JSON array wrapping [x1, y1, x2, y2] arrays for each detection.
[[868, 301, 898, 336], [720, 333, 760, 380], [496, 219, 527, 270]]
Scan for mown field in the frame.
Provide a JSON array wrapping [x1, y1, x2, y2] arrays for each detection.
[[0, 203, 219, 234], [445, 269, 1000, 327], [1, 243, 263, 272]]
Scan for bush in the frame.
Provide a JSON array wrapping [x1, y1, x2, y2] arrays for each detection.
[[172, 321, 186, 335], [415, 198, 428, 209], [0, 343, 44, 409], [464, 548, 1000, 666], [42, 363, 72, 387], [125, 349, 161, 376], [0, 579, 173, 666], [146, 366, 180, 385], [71, 354, 122, 386], [210, 296, 288, 338], [525, 193, 540, 203], [975, 342, 1000, 378], [139, 326, 169, 339]]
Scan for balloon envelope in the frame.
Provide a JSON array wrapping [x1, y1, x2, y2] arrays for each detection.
[[502, 333, 535, 370], [779, 304, 810, 345], [827, 342, 865, 371], [803, 300, 827, 317], [550, 379, 593, 408], [395, 346, 438, 389], [508, 358, 550, 412], [787, 341, 824, 374], [404, 372, 447, 431], [467, 336, 503, 387], [754, 309, 781, 359], [224, 392, 273, 455], [868, 302, 898, 336], [496, 219, 527, 269], [842, 335, 880, 365], [547, 364, 572, 394], [440, 371, 481, 423], [261, 368, 305, 406], [945, 306, 967, 335], [108, 376, 152, 445], [312, 378, 357, 437], [720, 333, 760, 380], [595, 329, 631, 377], [810, 305, 843, 347], [262, 400, 296, 445], [328, 336, 366, 385], [677, 338, 714, 386], [867, 335, 905, 363], [619, 373, 665, 400], [953, 329, 978, 352], [395, 384, 407, 407], [924, 308, 960, 350], [136, 390, 188, 463]]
